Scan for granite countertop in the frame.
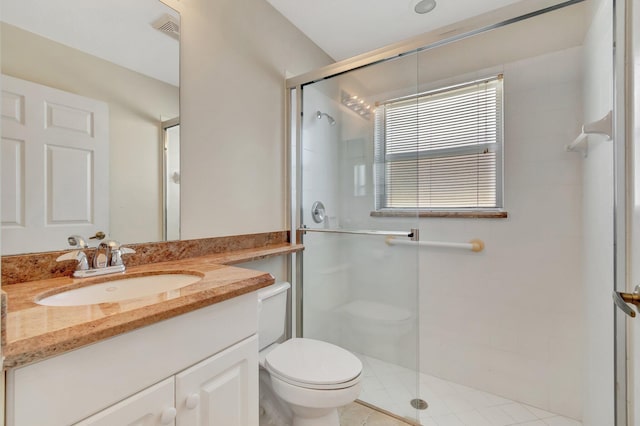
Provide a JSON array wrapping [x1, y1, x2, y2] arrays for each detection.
[[2, 243, 303, 369]]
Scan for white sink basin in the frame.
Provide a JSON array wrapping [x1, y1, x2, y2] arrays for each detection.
[[36, 273, 203, 306]]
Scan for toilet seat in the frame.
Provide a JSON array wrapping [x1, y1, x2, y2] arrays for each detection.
[[268, 369, 361, 390], [265, 338, 362, 390]]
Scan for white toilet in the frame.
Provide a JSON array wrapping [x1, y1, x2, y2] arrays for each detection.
[[258, 282, 362, 426]]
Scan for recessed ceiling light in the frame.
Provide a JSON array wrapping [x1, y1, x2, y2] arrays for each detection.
[[414, 0, 437, 14]]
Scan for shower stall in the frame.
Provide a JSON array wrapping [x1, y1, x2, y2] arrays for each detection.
[[288, 0, 614, 424]]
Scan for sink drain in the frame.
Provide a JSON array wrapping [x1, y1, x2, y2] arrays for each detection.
[[410, 398, 428, 410]]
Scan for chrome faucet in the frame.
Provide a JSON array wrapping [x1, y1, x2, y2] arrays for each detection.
[[57, 235, 136, 278], [94, 239, 135, 268], [93, 240, 114, 268]]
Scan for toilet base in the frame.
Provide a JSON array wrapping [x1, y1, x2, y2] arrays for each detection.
[[259, 370, 292, 425], [292, 409, 339, 426], [270, 375, 359, 426], [262, 370, 360, 426]]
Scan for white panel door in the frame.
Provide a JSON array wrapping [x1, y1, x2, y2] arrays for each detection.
[[1, 137, 24, 227], [175, 336, 258, 426], [74, 378, 175, 426], [1, 74, 108, 254]]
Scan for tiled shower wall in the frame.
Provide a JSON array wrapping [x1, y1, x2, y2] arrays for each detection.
[[416, 46, 584, 419]]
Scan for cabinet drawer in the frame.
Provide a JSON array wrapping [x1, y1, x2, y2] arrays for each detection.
[[6, 292, 257, 426], [74, 377, 175, 426]]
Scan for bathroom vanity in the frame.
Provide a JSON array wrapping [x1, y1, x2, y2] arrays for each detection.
[[7, 293, 258, 425], [1, 243, 301, 425]]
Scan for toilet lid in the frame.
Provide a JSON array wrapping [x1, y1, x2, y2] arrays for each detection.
[[265, 338, 362, 389]]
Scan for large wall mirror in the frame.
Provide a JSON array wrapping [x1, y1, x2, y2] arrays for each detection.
[[0, 0, 180, 255]]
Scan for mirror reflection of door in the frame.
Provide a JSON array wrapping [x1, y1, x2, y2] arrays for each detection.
[[163, 119, 180, 241], [1, 75, 109, 254]]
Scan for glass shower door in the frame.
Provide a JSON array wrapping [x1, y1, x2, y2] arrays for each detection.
[[296, 54, 422, 422]]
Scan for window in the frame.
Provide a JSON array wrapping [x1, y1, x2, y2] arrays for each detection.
[[374, 75, 503, 212]]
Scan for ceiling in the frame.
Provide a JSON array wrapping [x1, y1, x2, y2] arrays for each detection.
[[2, 0, 579, 86], [1, 0, 179, 86], [265, 0, 541, 61]]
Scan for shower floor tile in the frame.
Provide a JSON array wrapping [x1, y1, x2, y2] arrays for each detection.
[[355, 353, 583, 426]]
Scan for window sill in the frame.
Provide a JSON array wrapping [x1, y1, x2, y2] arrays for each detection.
[[370, 210, 508, 219]]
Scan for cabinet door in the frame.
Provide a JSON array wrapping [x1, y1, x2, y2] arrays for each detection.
[[74, 378, 176, 426], [176, 335, 258, 426]]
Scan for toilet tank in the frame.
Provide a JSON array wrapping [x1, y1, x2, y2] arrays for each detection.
[[257, 281, 290, 351]]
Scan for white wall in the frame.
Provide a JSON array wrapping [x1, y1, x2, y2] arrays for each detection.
[[237, 256, 288, 284], [176, 0, 333, 239], [582, 0, 614, 424]]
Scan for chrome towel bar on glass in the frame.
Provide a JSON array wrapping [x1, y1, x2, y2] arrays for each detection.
[[299, 227, 418, 241]]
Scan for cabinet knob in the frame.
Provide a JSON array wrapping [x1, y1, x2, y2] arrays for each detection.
[[186, 393, 201, 409], [160, 407, 177, 424]]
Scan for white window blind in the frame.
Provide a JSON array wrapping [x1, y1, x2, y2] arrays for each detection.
[[374, 75, 503, 210]]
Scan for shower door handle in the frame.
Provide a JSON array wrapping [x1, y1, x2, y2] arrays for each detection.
[[613, 286, 640, 318], [299, 227, 419, 240]]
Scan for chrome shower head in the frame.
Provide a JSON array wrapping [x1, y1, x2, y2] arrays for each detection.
[[316, 110, 336, 126]]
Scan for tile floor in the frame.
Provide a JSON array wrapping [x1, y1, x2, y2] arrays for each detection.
[[339, 402, 413, 425], [355, 353, 583, 426]]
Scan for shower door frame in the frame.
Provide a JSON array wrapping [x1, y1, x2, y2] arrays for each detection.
[[285, 1, 632, 423], [615, 0, 635, 425]]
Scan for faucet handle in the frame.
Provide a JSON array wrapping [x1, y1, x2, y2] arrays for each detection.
[[67, 235, 88, 249], [98, 239, 121, 249], [56, 250, 89, 271], [110, 246, 135, 267]]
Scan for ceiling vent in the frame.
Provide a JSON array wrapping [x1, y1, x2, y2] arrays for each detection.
[[152, 14, 180, 41]]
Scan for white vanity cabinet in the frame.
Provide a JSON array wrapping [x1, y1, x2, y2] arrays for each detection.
[[5, 292, 259, 426], [75, 336, 258, 426], [175, 335, 257, 425], [74, 377, 177, 426]]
